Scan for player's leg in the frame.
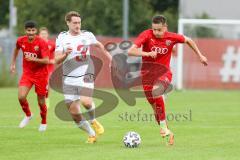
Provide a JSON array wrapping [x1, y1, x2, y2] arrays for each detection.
[[45, 88, 50, 108], [63, 82, 96, 143], [143, 85, 161, 124], [144, 87, 174, 145], [46, 70, 53, 108], [79, 75, 104, 135], [154, 95, 174, 145], [35, 76, 48, 131], [37, 95, 47, 131], [18, 76, 33, 128], [151, 72, 174, 145], [80, 95, 104, 135], [66, 99, 96, 143]]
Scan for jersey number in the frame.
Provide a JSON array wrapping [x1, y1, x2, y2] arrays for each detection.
[[75, 45, 88, 62]]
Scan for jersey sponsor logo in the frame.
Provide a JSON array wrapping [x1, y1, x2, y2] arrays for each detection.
[[151, 46, 168, 54], [24, 52, 37, 58], [22, 45, 25, 49], [34, 45, 39, 51]]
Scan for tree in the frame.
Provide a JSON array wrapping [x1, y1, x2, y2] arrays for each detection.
[[0, 0, 9, 29], [14, 0, 178, 36]]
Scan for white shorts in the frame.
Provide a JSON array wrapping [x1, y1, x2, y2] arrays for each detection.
[[63, 74, 94, 103]]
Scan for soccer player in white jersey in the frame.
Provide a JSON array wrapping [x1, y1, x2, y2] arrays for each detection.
[[55, 11, 112, 143]]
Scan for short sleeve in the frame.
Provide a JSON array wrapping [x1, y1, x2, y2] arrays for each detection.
[[172, 33, 185, 44], [40, 40, 50, 58], [134, 31, 148, 48], [88, 32, 98, 44], [16, 38, 21, 49], [55, 34, 64, 52]]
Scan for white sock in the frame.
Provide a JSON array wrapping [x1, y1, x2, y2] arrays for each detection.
[[77, 120, 95, 136], [160, 120, 167, 128], [88, 102, 96, 124]]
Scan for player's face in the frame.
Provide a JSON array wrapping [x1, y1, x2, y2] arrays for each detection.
[[67, 16, 81, 35], [25, 28, 37, 40], [39, 30, 49, 41], [152, 23, 167, 38]]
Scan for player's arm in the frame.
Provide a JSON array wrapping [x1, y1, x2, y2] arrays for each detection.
[[26, 56, 49, 64], [94, 41, 112, 61], [128, 44, 157, 58], [128, 30, 157, 58], [10, 47, 20, 74], [184, 36, 208, 66], [54, 33, 72, 64], [54, 48, 72, 64]]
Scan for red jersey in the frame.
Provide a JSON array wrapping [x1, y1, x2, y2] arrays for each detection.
[[46, 39, 55, 73], [16, 36, 49, 76], [134, 29, 185, 69]]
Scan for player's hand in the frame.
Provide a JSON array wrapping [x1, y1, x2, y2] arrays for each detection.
[[64, 47, 72, 55], [199, 55, 208, 66], [10, 63, 16, 74], [49, 59, 55, 64], [25, 56, 37, 62], [148, 51, 157, 58]]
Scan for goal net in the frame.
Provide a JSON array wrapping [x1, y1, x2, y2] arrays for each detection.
[[174, 19, 240, 90]]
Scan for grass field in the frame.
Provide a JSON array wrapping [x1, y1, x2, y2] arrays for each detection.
[[0, 88, 240, 160]]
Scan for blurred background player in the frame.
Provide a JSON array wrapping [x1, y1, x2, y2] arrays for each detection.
[[39, 27, 56, 108], [128, 15, 208, 145], [10, 20, 50, 132], [55, 11, 112, 143]]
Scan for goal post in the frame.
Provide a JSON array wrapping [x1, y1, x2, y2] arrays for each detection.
[[176, 18, 240, 90]]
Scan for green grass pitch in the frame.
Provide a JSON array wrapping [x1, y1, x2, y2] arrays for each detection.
[[0, 88, 240, 160]]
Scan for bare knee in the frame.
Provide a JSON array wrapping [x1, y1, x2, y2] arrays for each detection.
[[152, 84, 165, 98], [18, 94, 27, 102], [68, 101, 81, 115], [37, 96, 46, 106], [80, 99, 92, 109]]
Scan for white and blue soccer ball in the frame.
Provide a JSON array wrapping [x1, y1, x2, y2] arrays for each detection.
[[123, 131, 141, 148]]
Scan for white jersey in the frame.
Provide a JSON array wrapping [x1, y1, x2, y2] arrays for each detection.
[[55, 30, 98, 77]]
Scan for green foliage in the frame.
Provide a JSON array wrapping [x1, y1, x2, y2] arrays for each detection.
[[13, 0, 178, 36], [0, 52, 17, 87], [0, 0, 9, 29]]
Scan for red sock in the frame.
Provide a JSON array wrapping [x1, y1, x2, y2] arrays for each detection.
[[38, 103, 47, 124], [153, 96, 166, 125], [19, 99, 31, 117]]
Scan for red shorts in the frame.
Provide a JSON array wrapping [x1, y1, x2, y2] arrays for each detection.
[[19, 74, 49, 96], [142, 70, 172, 104]]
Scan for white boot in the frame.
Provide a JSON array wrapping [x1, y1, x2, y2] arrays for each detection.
[[19, 115, 33, 128]]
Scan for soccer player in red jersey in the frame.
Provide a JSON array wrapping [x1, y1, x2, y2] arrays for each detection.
[[10, 21, 50, 132], [128, 15, 208, 145], [39, 27, 56, 107]]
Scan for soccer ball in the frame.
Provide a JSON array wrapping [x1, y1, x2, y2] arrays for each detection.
[[123, 131, 141, 148]]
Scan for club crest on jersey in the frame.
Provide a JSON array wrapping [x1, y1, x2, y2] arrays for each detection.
[[166, 40, 172, 46], [34, 45, 39, 51], [48, 45, 52, 50]]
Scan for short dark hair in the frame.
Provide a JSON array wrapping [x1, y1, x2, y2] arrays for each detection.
[[65, 11, 81, 22], [24, 20, 37, 29], [152, 15, 167, 24]]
